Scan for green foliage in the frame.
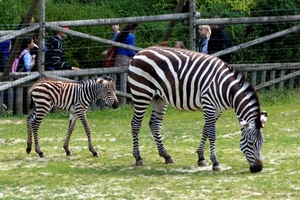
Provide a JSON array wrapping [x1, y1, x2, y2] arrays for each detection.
[[1, 0, 300, 66]]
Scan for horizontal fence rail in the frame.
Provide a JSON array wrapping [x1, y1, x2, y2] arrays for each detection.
[[1, 62, 300, 115]]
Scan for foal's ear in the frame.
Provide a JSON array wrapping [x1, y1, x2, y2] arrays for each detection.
[[102, 75, 113, 82], [260, 111, 268, 128], [96, 78, 104, 84]]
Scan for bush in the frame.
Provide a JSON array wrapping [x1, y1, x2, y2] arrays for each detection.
[[1, 0, 300, 68]]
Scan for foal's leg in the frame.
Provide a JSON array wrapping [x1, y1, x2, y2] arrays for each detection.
[[26, 112, 35, 154], [31, 106, 51, 158], [149, 98, 174, 164], [63, 112, 77, 156], [77, 111, 98, 157]]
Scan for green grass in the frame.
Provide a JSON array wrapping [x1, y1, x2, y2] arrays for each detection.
[[0, 89, 299, 199]]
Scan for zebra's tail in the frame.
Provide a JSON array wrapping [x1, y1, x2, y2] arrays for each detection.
[[28, 94, 34, 110]]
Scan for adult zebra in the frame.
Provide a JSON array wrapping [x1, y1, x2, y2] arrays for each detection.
[[128, 46, 268, 173], [26, 76, 119, 158]]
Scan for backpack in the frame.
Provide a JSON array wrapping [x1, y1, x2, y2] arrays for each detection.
[[12, 50, 27, 72]]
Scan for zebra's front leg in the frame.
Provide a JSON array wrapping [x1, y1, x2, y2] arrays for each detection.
[[77, 112, 98, 157], [63, 113, 77, 156], [149, 110, 174, 164], [201, 111, 222, 171], [206, 122, 221, 171], [208, 136, 221, 171], [197, 124, 209, 166]]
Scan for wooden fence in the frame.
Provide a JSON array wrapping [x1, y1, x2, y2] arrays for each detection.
[[1, 61, 300, 115]]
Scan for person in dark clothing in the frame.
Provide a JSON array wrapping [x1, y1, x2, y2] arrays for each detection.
[[0, 40, 12, 109], [0, 40, 12, 72], [207, 15, 232, 63], [12, 16, 35, 48], [45, 27, 79, 71]]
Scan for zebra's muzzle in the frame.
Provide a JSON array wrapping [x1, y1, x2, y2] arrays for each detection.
[[250, 159, 263, 173], [111, 101, 119, 109]]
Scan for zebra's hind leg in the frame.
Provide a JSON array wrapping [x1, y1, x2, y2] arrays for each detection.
[[77, 112, 98, 157], [32, 105, 52, 158], [150, 99, 174, 164], [32, 118, 45, 158], [63, 113, 77, 156], [131, 116, 144, 166], [131, 102, 150, 166]]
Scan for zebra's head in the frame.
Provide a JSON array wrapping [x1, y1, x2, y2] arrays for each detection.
[[239, 111, 268, 173], [96, 77, 119, 109]]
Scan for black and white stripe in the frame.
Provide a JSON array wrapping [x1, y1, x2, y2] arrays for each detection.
[[128, 46, 267, 173], [26, 77, 119, 158]]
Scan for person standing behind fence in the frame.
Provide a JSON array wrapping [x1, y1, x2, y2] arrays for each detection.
[[15, 37, 36, 72], [45, 27, 79, 71], [12, 16, 35, 48], [102, 24, 120, 56], [0, 40, 12, 72], [13, 37, 36, 114], [0, 40, 12, 110], [114, 23, 138, 103], [207, 15, 232, 63], [174, 41, 185, 49], [198, 25, 211, 54], [114, 23, 138, 67]]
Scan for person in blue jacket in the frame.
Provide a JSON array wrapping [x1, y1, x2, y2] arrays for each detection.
[[114, 23, 138, 67], [114, 23, 138, 94]]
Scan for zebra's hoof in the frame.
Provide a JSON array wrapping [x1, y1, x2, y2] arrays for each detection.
[[93, 152, 99, 158], [165, 157, 175, 164], [136, 160, 144, 166], [198, 160, 208, 166], [66, 152, 72, 156], [26, 148, 31, 154], [212, 165, 222, 172]]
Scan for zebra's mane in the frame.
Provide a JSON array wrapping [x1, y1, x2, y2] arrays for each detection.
[[228, 64, 263, 129], [33, 78, 79, 85]]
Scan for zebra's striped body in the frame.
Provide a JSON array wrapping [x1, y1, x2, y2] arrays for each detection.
[[128, 46, 267, 173], [26, 77, 119, 158]]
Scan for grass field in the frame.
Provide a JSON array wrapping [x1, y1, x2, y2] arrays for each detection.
[[0, 90, 299, 199]]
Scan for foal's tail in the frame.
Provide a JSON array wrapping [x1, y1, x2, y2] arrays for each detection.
[[28, 92, 34, 110]]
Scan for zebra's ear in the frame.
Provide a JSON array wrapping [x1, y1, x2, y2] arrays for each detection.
[[260, 111, 268, 128], [239, 118, 250, 130]]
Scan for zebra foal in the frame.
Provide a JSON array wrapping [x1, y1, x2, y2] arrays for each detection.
[[26, 76, 119, 158], [128, 46, 268, 173]]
